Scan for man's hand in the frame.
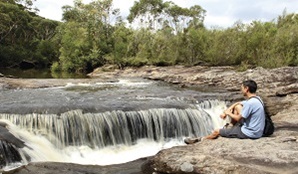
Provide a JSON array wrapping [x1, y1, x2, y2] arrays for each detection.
[[224, 109, 233, 116], [220, 113, 227, 119]]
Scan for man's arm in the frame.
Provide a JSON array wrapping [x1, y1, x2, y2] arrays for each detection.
[[224, 108, 242, 122], [227, 102, 242, 111], [220, 102, 243, 121]]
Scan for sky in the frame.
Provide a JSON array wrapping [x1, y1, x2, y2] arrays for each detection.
[[33, 0, 298, 28]]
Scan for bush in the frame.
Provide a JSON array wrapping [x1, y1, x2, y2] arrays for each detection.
[[51, 62, 61, 72]]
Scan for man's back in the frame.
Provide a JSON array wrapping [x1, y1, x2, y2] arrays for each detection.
[[241, 97, 265, 138]]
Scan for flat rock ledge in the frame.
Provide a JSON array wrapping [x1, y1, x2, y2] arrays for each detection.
[[2, 66, 298, 174], [143, 128, 298, 174]]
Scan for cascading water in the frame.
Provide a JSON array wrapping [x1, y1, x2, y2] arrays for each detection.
[[0, 78, 229, 170]]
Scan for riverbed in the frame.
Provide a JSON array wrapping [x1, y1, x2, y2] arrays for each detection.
[[0, 77, 228, 170]]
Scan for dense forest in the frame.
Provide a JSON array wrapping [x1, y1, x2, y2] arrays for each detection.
[[1, 0, 297, 74]]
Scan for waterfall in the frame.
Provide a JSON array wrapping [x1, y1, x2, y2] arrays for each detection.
[[0, 100, 228, 167]]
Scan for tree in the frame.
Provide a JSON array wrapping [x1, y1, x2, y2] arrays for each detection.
[[56, 0, 121, 73], [128, 0, 164, 29], [0, 1, 31, 43], [178, 27, 208, 65], [149, 28, 177, 66], [244, 21, 277, 67], [58, 22, 89, 72], [128, 0, 206, 33], [0, 0, 59, 68], [205, 22, 247, 66], [274, 12, 298, 66], [108, 22, 133, 68]]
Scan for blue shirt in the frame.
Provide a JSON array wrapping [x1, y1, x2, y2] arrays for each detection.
[[240, 97, 265, 138]]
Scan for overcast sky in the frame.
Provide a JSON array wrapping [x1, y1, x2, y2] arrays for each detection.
[[34, 0, 298, 28]]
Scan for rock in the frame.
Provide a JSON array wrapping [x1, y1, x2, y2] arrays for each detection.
[[4, 158, 149, 174], [89, 66, 298, 118], [280, 136, 297, 143], [276, 84, 298, 96], [144, 133, 298, 174], [0, 127, 25, 149], [0, 78, 116, 89], [180, 162, 194, 172], [0, 140, 24, 168]]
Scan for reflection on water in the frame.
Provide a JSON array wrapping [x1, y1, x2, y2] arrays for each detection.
[[0, 68, 86, 79]]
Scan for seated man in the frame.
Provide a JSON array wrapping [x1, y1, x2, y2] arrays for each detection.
[[185, 80, 265, 144]]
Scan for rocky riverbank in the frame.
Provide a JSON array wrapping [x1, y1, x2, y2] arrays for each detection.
[[89, 65, 298, 116], [1, 66, 298, 174]]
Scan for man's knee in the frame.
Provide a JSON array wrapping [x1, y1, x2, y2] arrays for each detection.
[[234, 104, 243, 115]]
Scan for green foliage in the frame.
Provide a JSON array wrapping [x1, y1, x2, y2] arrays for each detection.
[[274, 13, 298, 66], [34, 40, 60, 66], [51, 62, 61, 72], [205, 23, 247, 66], [149, 29, 176, 66], [1, 0, 297, 75], [125, 57, 148, 67], [55, 0, 119, 73], [127, 28, 153, 61], [47, 7, 298, 71], [177, 28, 208, 65], [58, 21, 90, 72], [0, 0, 59, 68], [107, 22, 133, 68]]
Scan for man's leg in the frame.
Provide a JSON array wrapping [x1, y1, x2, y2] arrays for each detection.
[[234, 104, 242, 115], [230, 104, 243, 125], [204, 128, 220, 139], [185, 128, 219, 144], [185, 104, 244, 144]]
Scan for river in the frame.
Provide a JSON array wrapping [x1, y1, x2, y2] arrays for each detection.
[[0, 78, 228, 170]]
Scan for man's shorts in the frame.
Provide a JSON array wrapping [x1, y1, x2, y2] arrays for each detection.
[[219, 124, 249, 139]]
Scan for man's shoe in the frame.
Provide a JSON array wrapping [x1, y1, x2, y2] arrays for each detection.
[[184, 137, 201, 144]]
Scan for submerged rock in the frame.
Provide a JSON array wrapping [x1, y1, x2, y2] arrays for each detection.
[[0, 141, 23, 168], [0, 124, 25, 149]]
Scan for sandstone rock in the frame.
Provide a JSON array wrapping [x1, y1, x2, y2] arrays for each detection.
[[4, 158, 150, 174], [180, 162, 194, 172], [144, 132, 298, 174], [276, 84, 298, 96]]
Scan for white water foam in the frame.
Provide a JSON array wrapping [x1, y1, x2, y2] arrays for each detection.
[[198, 100, 230, 129], [4, 119, 184, 166], [1, 100, 227, 169], [62, 79, 153, 88], [63, 139, 183, 165]]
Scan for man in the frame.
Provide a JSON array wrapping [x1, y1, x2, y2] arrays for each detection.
[[185, 80, 265, 144]]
